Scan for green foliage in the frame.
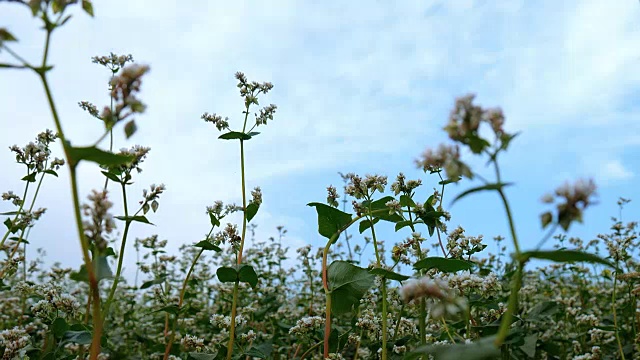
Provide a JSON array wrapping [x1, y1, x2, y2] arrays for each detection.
[[327, 261, 374, 315]]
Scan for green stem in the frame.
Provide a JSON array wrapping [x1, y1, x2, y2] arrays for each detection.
[[368, 216, 387, 360], [164, 248, 205, 360], [36, 23, 102, 356], [492, 161, 523, 348], [226, 281, 240, 360], [612, 265, 627, 360], [102, 182, 131, 319], [0, 176, 30, 249], [226, 137, 249, 360]]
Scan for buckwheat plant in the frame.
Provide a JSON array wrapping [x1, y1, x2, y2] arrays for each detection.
[[1, 1, 152, 358], [201, 71, 276, 359]]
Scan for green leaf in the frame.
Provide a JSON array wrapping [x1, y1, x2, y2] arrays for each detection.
[[362, 196, 403, 223], [0, 211, 19, 215], [327, 261, 374, 315], [101, 170, 121, 183], [114, 215, 154, 225], [451, 183, 513, 205], [193, 240, 221, 252], [358, 217, 379, 234], [407, 335, 500, 360], [151, 304, 180, 315], [527, 301, 559, 321], [519, 250, 614, 268], [69, 256, 113, 283], [0, 278, 10, 291], [499, 132, 520, 151], [29, 0, 43, 16], [124, 119, 137, 138], [209, 213, 220, 227], [395, 220, 416, 232], [0, 28, 17, 42], [188, 353, 217, 360], [61, 330, 93, 345], [140, 275, 167, 289], [218, 131, 252, 140], [399, 194, 416, 207], [81, 0, 94, 16], [369, 268, 410, 281], [3, 218, 13, 231], [414, 257, 474, 273], [244, 342, 272, 358], [21, 172, 37, 182], [43, 169, 58, 177], [238, 265, 259, 288], [439, 177, 462, 185], [307, 202, 352, 240], [216, 266, 238, 283], [51, 317, 69, 339], [246, 203, 259, 222], [540, 211, 553, 229], [521, 334, 538, 358], [67, 146, 134, 168]]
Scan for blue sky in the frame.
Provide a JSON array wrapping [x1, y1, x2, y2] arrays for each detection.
[[1, 0, 639, 279]]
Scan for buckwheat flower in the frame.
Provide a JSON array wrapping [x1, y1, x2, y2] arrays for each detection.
[[53, 293, 80, 318], [385, 199, 401, 215], [255, 104, 277, 126], [32, 299, 56, 322], [50, 157, 65, 170], [0, 327, 30, 359], [117, 145, 151, 174], [180, 334, 205, 352], [400, 278, 448, 304], [82, 189, 115, 251], [326, 185, 339, 207], [78, 100, 100, 118], [483, 107, 505, 135], [393, 345, 407, 354], [289, 316, 324, 335], [201, 112, 230, 131], [416, 143, 472, 180], [250, 186, 262, 206], [2, 255, 24, 277], [445, 93, 483, 142], [2, 191, 21, 206], [542, 178, 597, 231], [325, 353, 344, 359], [91, 52, 134, 70], [240, 329, 256, 342], [352, 200, 365, 216]]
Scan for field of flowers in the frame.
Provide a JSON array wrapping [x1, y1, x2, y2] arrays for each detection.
[[1, 2, 638, 359]]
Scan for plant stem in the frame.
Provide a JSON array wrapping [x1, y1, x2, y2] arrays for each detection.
[[612, 265, 627, 360], [164, 248, 205, 359], [36, 23, 102, 357], [103, 182, 131, 319], [226, 281, 240, 360], [368, 216, 387, 360]]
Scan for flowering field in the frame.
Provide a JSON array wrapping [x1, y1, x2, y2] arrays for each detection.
[[1, 1, 638, 360]]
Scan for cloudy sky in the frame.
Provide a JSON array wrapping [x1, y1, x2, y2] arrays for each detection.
[[1, 0, 639, 281]]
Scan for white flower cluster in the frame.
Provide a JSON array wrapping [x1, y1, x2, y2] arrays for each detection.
[[180, 334, 205, 352], [26, 283, 80, 322], [0, 327, 30, 359], [434, 271, 501, 296], [210, 314, 247, 329], [289, 316, 324, 335]]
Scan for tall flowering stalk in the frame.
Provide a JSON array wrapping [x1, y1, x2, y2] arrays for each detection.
[[201, 72, 276, 359]]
